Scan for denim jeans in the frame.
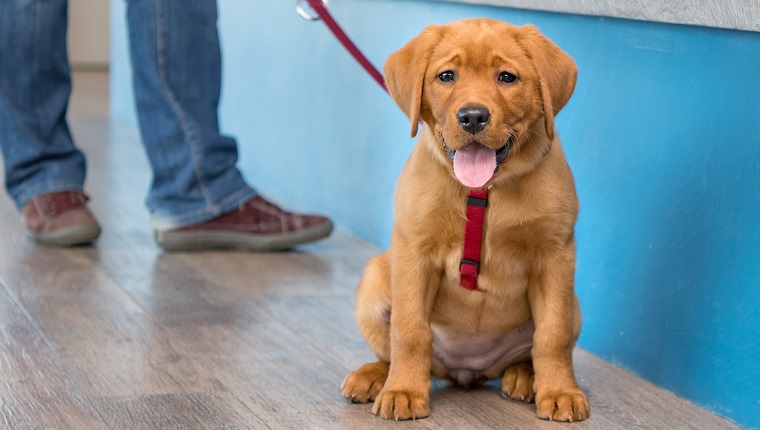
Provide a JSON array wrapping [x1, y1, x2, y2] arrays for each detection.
[[0, 0, 255, 229]]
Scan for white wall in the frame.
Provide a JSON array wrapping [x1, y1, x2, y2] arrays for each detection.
[[68, 0, 110, 68]]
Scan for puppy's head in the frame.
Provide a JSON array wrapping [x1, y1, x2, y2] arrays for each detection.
[[384, 19, 577, 188]]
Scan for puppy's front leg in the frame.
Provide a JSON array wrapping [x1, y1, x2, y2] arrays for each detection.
[[529, 243, 590, 422], [372, 233, 438, 421]]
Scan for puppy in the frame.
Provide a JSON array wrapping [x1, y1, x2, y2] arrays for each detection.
[[341, 18, 588, 422]]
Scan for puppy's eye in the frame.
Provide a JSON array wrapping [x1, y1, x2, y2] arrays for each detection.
[[498, 71, 517, 83], [438, 71, 456, 82]]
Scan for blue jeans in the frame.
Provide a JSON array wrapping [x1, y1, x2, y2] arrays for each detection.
[[0, 0, 255, 229]]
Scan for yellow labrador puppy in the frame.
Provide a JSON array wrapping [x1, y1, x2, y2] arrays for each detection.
[[342, 18, 588, 422]]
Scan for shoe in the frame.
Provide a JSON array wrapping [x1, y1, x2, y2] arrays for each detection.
[[21, 191, 101, 246], [154, 196, 333, 251]]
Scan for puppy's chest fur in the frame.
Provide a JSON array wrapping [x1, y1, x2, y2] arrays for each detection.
[[404, 177, 570, 384], [419, 188, 555, 297], [427, 208, 543, 385]]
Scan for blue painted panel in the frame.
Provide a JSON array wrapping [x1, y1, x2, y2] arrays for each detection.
[[110, 0, 760, 427]]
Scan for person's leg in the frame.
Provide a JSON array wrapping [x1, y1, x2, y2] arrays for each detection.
[[125, 0, 332, 250], [0, 0, 100, 245], [125, 0, 255, 229], [0, 0, 86, 208]]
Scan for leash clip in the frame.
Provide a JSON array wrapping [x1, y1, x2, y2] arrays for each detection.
[[296, 0, 329, 22]]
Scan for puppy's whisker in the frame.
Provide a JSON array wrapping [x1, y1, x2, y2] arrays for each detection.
[[527, 129, 542, 139]]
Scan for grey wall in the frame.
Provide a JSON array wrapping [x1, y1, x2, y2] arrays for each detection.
[[437, 0, 760, 32]]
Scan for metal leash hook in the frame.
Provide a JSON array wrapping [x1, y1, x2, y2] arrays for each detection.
[[294, 0, 387, 92], [296, 0, 329, 22]]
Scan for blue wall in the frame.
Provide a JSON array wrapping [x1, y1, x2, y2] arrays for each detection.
[[110, 1, 760, 427]]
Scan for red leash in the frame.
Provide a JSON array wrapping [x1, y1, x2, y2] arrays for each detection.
[[300, 2, 486, 292], [305, 0, 388, 92]]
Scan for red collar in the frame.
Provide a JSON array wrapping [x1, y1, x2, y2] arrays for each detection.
[[458, 140, 553, 292], [460, 188, 488, 292]]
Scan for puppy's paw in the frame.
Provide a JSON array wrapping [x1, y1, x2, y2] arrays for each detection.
[[501, 361, 535, 403], [341, 362, 389, 403], [372, 388, 429, 421], [535, 387, 590, 422]]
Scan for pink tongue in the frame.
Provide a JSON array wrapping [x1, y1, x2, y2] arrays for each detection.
[[453, 143, 496, 188]]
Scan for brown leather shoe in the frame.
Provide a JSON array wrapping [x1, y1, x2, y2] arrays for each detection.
[[154, 195, 333, 251], [21, 191, 101, 246]]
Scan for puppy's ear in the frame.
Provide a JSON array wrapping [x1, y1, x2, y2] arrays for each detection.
[[517, 25, 577, 141], [384, 25, 442, 137]]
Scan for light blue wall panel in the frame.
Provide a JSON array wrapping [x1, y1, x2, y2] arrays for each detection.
[[110, 1, 760, 427]]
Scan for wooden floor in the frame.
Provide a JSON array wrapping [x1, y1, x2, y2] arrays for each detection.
[[0, 72, 740, 430]]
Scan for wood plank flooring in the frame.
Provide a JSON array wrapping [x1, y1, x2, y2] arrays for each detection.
[[0, 72, 741, 429]]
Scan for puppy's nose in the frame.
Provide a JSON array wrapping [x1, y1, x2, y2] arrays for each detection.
[[457, 106, 490, 135]]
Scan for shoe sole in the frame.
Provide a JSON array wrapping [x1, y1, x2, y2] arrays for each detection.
[[154, 220, 334, 251], [29, 223, 102, 247]]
